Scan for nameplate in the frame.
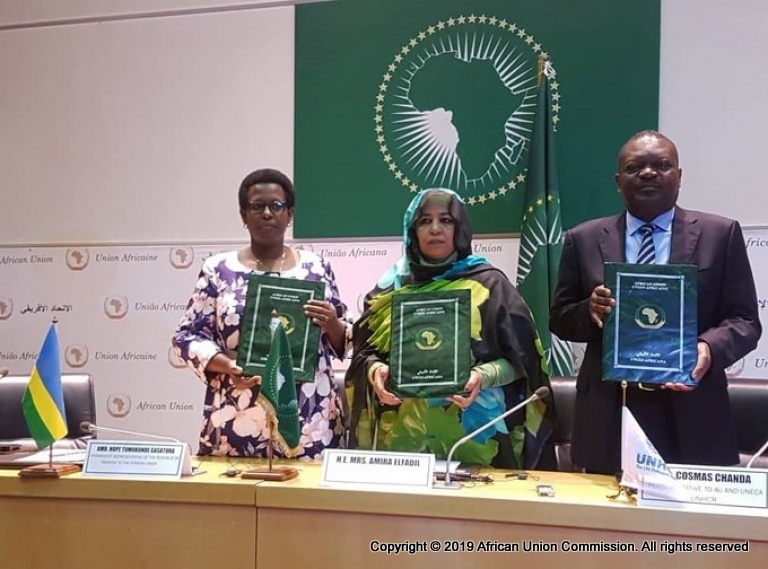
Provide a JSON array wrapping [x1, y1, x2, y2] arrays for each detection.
[[83, 440, 191, 479], [321, 449, 434, 490], [638, 464, 768, 509]]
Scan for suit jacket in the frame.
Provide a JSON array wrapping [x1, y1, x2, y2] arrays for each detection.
[[550, 207, 761, 473]]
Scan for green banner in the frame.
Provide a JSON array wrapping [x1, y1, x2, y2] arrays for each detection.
[[295, 0, 660, 238]]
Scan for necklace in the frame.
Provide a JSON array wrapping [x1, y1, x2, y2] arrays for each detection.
[[250, 246, 289, 273]]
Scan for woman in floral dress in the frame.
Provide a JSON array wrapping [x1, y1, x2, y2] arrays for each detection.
[[173, 168, 349, 458]]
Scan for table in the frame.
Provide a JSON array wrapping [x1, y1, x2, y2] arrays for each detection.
[[1, 459, 766, 569]]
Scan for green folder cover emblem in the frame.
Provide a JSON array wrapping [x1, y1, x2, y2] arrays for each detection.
[[390, 290, 471, 398], [603, 263, 697, 386], [237, 274, 325, 382]]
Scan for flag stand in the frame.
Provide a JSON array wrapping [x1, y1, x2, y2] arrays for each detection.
[[19, 445, 80, 478], [608, 381, 636, 503], [241, 419, 298, 481], [19, 319, 81, 478]]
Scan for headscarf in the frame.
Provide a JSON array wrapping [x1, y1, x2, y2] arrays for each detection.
[[377, 188, 488, 289]]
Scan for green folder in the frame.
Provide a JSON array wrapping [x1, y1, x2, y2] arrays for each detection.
[[603, 262, 697, 386], [237, 274, 325, 382], [389, 289, 471, 398]]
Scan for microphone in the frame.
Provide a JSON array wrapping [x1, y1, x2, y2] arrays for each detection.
[[0, 367, 10, 379], [435, 386, 551, 489], [746, 438, 768, 469], [79, 421, 181, 443]]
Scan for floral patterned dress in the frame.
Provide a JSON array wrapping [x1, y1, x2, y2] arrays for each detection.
[[172, 249, 348, 458]]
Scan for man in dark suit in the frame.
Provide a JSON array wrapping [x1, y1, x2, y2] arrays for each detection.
[[550, 130, 761, 474]]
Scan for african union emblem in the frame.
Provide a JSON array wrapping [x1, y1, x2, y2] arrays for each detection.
[[375, 14, 561, 207], [634, 304, 666, 330], [414, 328, 443, 351]]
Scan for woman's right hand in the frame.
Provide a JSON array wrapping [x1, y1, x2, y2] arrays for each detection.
[[370, 363, 402, 406], [206, 353, 262, 389]]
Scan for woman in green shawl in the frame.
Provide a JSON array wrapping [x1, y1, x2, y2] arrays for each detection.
[[346, 189, 557, 470]]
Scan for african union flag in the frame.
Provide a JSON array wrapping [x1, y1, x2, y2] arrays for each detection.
[[295, 0, 660, 238], [22, 324, 68, 449]]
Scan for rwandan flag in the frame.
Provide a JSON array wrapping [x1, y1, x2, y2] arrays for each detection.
[[22, 324, 68, 449]]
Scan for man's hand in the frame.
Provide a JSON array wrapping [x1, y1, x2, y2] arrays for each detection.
[[589, 285, 615, 328], [662, 341, 710, 392]]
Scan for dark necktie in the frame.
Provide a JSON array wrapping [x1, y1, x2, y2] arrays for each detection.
[[636, 223, 656, 264]]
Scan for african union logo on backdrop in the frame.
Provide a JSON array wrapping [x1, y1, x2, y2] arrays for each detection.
[[169, 246, 194, 269], [65, 344, 89, 368], [104, 296, 129, 319], [107, 394, 132, 418], [66, 248, 89, 271], [0, 297, 13, 320], [375, 15, 561, 207]]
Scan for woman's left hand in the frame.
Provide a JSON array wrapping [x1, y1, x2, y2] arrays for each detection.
[[304, 299, 341, 333], [447, 369, 482, 409]]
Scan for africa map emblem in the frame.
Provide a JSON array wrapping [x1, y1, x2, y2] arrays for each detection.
[[375, 14, 561, 207]]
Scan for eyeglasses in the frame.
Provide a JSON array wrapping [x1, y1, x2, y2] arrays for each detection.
[[244, 200, 288, 214]]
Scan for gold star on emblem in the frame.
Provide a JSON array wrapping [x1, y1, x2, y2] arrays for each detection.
[[376, 93, 385, 102], [376, 135, 384, 143], [418, 31, 426, 40], [536, 198, 544, 206], [552, 92, 561, 101], [468, 196, 477, 205], [437, 21, 446, 30], [447, 18, 455, 26], [375, 125, 383, 133], [388, 64, 396, 72], [517, 29, 526, 38], [547, 194, 554, 201], [394, 54, 403, 63], [498, 187, 508, 196], [517, 173, 526, 182], [489, 17, 499, 26], [552, 80, 559, 89], [457, 16, 466, 24], [479, 194, 487, 203], [410, 183, 419, 192], [525, 35, 534, 45], [468, 15, 477, 23], [534, 43, 542, 52], [528, 205, 534, 213], [409, 38, 417, 47], [388, 163, 396, 171], [552, 103, 561, 113], [384, 154, 392, 163], [478, 15, 488, 24], [375, 104, 383, 113], [509, 23, 518, 32], [374, 114, 382, 123], [427, 26, 436, 34], [395, 171, 403, 180], [489, 190, 497, 199]]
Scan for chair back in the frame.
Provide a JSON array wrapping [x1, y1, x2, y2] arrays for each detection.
[[0, 374, 95, 439]]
